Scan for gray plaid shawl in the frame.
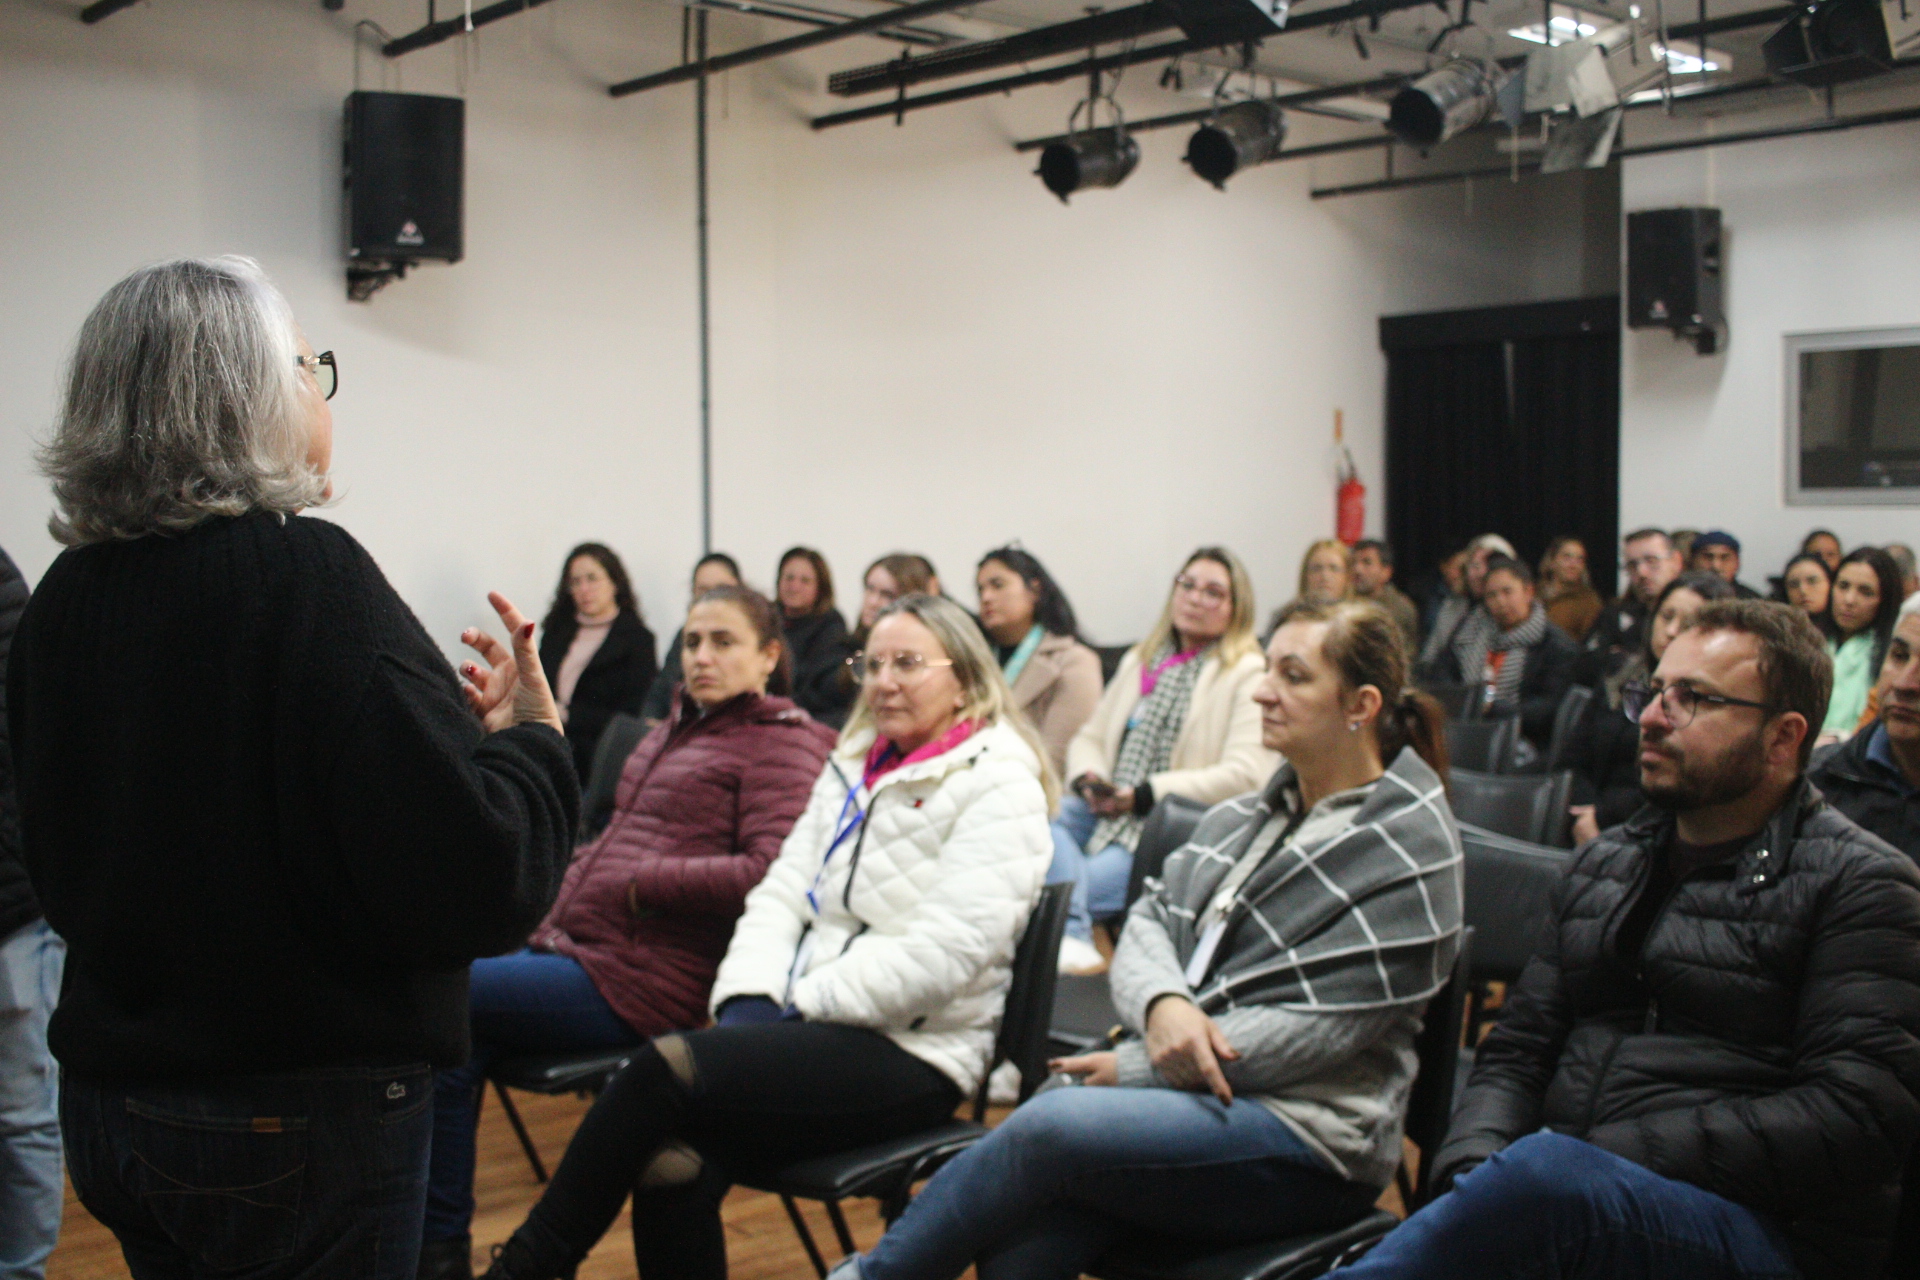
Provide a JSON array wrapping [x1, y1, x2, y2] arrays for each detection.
[[1087, 643, 1206, 856], [1139, 748, 1464, 1012]]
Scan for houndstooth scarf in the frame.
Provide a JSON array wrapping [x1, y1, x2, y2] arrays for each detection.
[[1454, 602, 1549, 717], [1088, 644, 1208, 855]]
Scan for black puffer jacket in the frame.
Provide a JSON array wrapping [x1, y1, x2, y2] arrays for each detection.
[[1436, 780, 1920, 1279], [0, 545, 40, 941], [1809, 723, 1920, 864]]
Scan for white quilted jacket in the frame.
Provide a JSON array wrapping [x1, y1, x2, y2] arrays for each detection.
[[709, 718, 1052, 1095]]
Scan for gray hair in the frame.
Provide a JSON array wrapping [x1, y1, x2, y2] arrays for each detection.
[[40, 256, 329, 545], [1887, 542, 1916, 583]]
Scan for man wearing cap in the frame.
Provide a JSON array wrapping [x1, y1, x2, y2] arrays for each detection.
[[1689, 530, 1762, 599]]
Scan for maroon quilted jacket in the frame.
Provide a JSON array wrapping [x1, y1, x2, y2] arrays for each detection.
[[529, 690, 836, 1035]]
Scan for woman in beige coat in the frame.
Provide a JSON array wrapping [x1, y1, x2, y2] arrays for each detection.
[[975, 546, 1103, 776], [1050, 546, 1277, 963]]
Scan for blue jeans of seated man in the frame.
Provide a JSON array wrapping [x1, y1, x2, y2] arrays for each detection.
[[1048, 795, 1136, 944], [854, 1083, 1379, 1280], [1336, 1131, 1799, 1280], [0, 921, 64, 1280], [64, 1063, 433, 1280], [424, 949, 641, 1243]]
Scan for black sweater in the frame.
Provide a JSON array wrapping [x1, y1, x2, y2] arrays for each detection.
[[538, 608, 656, 783], [781, 608, 854, 729], [6, 512, 578, 1082], [0, 544, 39, 941]]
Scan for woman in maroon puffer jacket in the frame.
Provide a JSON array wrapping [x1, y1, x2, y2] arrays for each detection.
[[423, 586, 836, 1278]]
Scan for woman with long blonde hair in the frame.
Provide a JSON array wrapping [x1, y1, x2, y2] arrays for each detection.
[[1050, 547, 1277, 965]]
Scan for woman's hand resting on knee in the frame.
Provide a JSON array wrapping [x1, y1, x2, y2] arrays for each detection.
[[1144, 996, 1238, 1102], [1047, 1051, 1118, 1086]]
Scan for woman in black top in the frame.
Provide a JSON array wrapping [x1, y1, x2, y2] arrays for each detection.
[[539, 544, 657, 782], [774, 546, 854, 727], [9, 257, 577, 1280]]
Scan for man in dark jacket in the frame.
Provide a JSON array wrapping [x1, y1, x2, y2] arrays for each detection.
[[1810, 596, 1920, 862], [0, 543, 64, 1279], [1340, 599, 1920, 1280], [1580, 527, 1683, 686]]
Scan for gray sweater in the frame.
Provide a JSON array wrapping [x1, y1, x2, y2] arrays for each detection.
[[1109, 749, 1463, 1189]]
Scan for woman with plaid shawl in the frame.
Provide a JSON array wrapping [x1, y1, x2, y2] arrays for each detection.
[[829, 598, 1463, 1280]]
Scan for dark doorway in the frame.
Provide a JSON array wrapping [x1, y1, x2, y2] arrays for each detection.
[[1382, 297, 1620, 599]]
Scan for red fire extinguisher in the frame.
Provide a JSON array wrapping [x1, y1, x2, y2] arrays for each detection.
[[1334, 409, 1366, 546]]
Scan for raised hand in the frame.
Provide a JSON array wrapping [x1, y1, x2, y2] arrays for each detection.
[[459, 592, 563, 734]]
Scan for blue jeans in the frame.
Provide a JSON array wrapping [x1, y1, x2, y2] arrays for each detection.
[[63, 1063, 433, 1280], [0, 922, 63, 1280], [856, 1083, 1378, 1280], [424, 950, 640, 1242], [1337, 1132, 1799, 1279], [1048, 796, 1136, 943]]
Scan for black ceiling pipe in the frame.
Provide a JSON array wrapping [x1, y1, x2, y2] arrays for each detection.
[[609, 0, 992, 96], [829, 2, 1175, 96], [79, 0, 142, 22], [383, 0, 558, 57]]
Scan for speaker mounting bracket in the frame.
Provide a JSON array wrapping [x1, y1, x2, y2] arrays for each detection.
[[346, 259, 410, 303]]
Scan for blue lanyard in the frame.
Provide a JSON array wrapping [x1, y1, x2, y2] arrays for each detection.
[[806, 747, 897, 913]]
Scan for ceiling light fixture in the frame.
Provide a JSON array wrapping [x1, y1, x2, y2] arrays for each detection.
[[1184, 100, 1288, 188], [1387, 57, 1508, 147], [1037, 81, 1140, 202]]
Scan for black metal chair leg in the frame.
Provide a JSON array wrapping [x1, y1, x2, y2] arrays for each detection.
[[825, 1198, 859, 1257], [492, 1081, 548, 1183], [781, 1194, 830, 1278]]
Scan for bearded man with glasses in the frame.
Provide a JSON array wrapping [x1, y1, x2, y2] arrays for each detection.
[[1338, 599, 1920, 1280]]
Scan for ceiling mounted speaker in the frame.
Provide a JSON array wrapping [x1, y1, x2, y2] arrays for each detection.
[[1387, 57, 1507, 148], [1159, 0, 1291, 44], [1184, 101, 1288, 189], [1037, 126, 1141, 202]]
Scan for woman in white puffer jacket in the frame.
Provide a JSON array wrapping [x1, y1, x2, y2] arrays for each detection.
[[481, 594, 1056, 1280]]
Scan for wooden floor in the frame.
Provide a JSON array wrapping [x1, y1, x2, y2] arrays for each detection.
[[47, 1086, 1408, 1279], [47, 1087, 899, 1280]]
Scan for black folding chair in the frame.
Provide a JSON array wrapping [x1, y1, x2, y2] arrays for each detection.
[[1098, 644, 1136, 685], [1088, 930, 1476, 1280], [1445, 716, 1519, 775], [1118, 794, 1210, 927], [1420, 681, 1475, 720], [1459, 825, 1572, 1041], [1446, 768, 1574, 847], [578, 712, 647, 842], [738, 881, 1074, 1277], [1513, 686, 1593, 776]]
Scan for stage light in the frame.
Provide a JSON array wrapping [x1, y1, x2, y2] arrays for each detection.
[[1184, 101, 1287, 189], [1387, 57, 1508, 148], [1764, 0, 1894, 85], [1037, 125, 1140, 201]]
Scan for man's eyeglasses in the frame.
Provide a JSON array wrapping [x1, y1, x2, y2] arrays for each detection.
[[1621, 680, 1777, 729], [847, 652, 955, 683], [297, 351, 338, 401], [1173, 575, 1231, 606]]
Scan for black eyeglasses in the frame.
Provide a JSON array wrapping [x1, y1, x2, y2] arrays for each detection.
[[1621, 680, 1777, 729], [297, 351, 338, 401]]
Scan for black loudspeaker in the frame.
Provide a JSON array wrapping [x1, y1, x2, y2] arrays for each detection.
[[343, 91, 463, 299], [1762, 0, 1893, 86], [1627, 207, 1724, 355]]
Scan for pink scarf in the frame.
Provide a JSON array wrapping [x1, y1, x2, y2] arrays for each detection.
[[864, 720, 978, 787], [1139, 647, 1206, 699]]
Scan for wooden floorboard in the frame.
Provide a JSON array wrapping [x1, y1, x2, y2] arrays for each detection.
[[47, 1087, 1405, 1279]]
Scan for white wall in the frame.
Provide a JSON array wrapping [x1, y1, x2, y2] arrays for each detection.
[[1, 0, 1606, 655], [1620, 114, 1920, 592]]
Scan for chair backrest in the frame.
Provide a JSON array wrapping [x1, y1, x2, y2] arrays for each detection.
[[979, 881, 1074, 1119], [1446, 716, 1519, 774], [1448, 768, 1574, 847], [1096, 643, 1135, 686], [580, 712, 648, 841], [1404, 927, 1474, 1208], [1459, 824, 1572, 984], [1422, 681, 1475, 720], [1122, 794, 1210, 915], [1542, 685, 1594, 774]]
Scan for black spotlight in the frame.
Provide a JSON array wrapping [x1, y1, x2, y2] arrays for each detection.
[[1037, 126, 1141, 203], [1185, 101, 1287, 190], [1763, 0, 1893, 86], [1387, 57, 1505, 148]]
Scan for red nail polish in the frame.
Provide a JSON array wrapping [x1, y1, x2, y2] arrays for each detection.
[[520, 622, 535, 639]]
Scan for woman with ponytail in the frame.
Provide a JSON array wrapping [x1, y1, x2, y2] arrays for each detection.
[[825, 599, 1463, 1280]]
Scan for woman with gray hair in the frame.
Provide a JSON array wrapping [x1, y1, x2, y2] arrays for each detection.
[[475, 594, 1055, 1280], [7, 257, 578, 1280]]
